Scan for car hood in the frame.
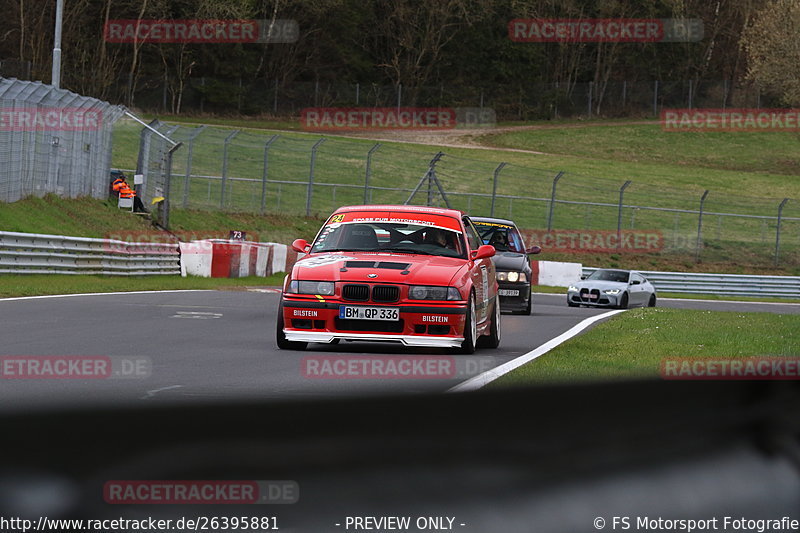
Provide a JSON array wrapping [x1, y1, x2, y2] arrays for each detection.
[[292, 252, 467, 286], [575, 280, 629, 290], [491, 251, 528, 273]]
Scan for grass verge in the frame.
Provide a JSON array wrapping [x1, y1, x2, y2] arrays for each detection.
[[489, 308, 799, 386], [0, 274, 284, 299]]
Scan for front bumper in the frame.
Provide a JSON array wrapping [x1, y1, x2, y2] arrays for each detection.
[[568, 289, 622, 307], [282, 298, 467, 348], [497, 282, 530, 312]]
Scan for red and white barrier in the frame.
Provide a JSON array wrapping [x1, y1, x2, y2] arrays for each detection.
[[180, 240, 287, 278], [531, 260, 583, 287]]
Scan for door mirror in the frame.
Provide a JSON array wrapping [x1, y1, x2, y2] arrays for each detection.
[[292, 239, 311, 253], [580, 275, 587, 280], [471, 244, 496, 260], [630, 279, 641, 285], [526, 245, 542, 255]]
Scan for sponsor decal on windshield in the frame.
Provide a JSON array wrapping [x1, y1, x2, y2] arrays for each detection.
[[325, 211, 462, 233]]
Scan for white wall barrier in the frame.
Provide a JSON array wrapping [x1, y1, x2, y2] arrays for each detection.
[[179, 240, 288, 278], [532, 260, 583, 287]]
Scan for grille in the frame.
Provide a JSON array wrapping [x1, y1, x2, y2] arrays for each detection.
[[372, 285, 400, 302], [342, 284, 370, 301]]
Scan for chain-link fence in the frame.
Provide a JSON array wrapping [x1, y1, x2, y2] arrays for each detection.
[[134, 121, 798, 268], [0, 77, 127, 202]]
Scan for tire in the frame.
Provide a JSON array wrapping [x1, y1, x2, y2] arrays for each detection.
[[648, 294, 657, 307], [459, 294, 477, 354], [618, 292, 629, 310], [567, 299, 579, 307], [276, 301, 307, 351], [478, 297, 501, 349]]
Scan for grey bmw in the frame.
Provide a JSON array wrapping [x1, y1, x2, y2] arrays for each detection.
[[567, 269, 657, 309]]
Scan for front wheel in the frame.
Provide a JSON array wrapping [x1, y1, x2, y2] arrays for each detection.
[[276, 301, 307, 351], [648, 294, 657, 307], [478, 297, 501, 349], [459, 294, 477, 354], [617, 292, 629, 310]]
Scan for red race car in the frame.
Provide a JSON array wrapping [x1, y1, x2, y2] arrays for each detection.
[[276, 205, 500, 353]]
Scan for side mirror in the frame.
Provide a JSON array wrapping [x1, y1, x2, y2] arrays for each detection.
[[580, 275, 587, 280], [471, 244, 496, 260], [630, 279, 641, 285], [526, 246, 542, 255], [292, 239, 311, 253]]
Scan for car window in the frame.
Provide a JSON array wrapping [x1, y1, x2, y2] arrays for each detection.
[[463, 219, 482, 251], [473, 221, 525, 253], [587, 270, 630, 283], [311, 219, 466, 258]]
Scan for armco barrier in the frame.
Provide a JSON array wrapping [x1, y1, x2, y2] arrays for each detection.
[[582, 267, 800, 298], [0, 230, 180, 275], [180, 240, 287, 278]]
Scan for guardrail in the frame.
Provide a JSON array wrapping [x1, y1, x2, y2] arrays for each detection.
[[582, 267, 800, 298], [0, 231, 180, 275]]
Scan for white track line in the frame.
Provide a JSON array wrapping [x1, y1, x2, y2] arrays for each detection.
[[448, 309, 626, 393], [0, 290, 213, 303]]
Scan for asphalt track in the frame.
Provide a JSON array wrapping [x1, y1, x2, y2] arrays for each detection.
[[0, 290, 796, 412]]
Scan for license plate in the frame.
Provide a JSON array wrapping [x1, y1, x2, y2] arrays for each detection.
[[339, 306, 400, 321], [586, 293, 598, 299], [498, 289, 520, 296]]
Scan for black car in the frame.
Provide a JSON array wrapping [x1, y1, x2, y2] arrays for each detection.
[[472, 217, 541, 315]]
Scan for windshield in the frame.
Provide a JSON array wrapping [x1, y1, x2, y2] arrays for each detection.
[[473, 221, 526, 253], [311, 220, 465, 258], [587, 270, 630, 283]]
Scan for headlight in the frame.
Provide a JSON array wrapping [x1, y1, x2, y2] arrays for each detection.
[[409, 286, 461, 301], [568, 285, 578, 292], [287, 280, 335, 296], [603, 289, 621, 295], [507, 272, 519, 282], [496, 272, 507, 281]]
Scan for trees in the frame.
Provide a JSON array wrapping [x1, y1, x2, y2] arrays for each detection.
[[742, 0, 800, 106]]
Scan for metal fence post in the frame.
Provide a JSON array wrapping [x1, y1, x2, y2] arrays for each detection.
[[546, 171, 564, 231], [219, 129, 240, 209], [182, 125, 206, 208], [695, 190, 709, 262], [490, 163, 506, 217], [364, 143, 381, 204], [307, 138, 326, 215], [219, 130, 239, 209], [162, 142, 183, 230], [775, 198, 789, 266], [261, 135, 279, 214], [617, 180, 632, 249], [135, 119, 160, 198]]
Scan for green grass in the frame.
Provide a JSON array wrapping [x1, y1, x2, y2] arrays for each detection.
[[0, 274, 284, 299], [490, 308, 800, 386], [0, 194, 155, 238], [478, 122, 800, 194]]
